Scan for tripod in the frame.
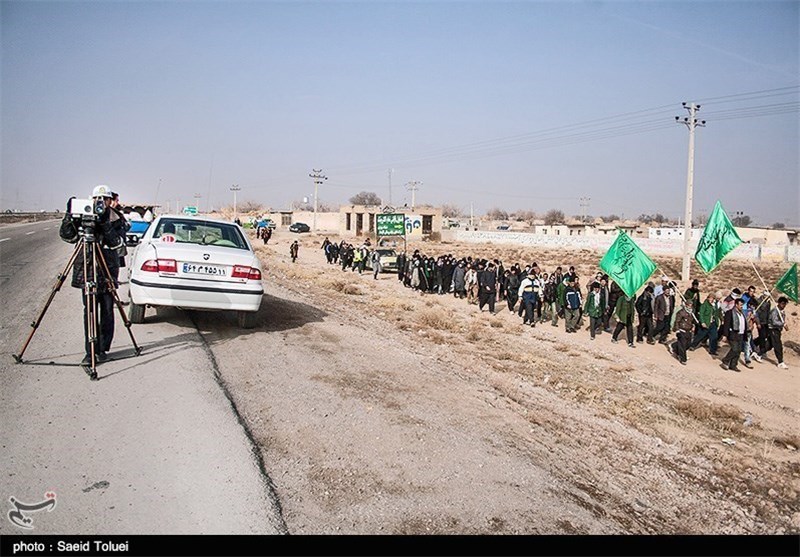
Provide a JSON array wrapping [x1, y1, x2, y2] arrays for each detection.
[[12, 222, 142, 380]]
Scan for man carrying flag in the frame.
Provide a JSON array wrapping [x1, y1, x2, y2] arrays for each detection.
[[600, 231, 656, 348], [695, 201, 743, 274], [764, 263, 797, 370], [767, 297, 790, 369]]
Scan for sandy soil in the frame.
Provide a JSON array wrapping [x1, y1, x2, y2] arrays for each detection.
[[220, 230, 799, 534]]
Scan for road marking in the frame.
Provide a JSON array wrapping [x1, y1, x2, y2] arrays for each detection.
[[44, 227, 51, 230], [0, 238, 9, 243], [25, 231, 36, 235]]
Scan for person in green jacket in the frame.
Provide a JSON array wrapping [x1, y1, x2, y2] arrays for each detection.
[[611, 294, 636, 347], [689, 293, 721, 355], [554, 276, 568, 326], [584, 281, 606, 340]]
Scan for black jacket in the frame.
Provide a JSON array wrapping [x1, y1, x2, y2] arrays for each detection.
[[59, 213, 121, 291], [479, 269, 497, 292]]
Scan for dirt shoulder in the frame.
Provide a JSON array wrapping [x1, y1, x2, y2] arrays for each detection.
[[215, 230, 799, 534]]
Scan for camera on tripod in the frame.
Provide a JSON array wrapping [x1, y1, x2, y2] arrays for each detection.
[[68, 197, 106, 220]]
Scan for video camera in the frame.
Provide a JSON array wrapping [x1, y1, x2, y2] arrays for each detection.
[[68, 197, 106, 219]]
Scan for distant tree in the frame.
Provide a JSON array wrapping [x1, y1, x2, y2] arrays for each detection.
[[511, 210, 536, 222], [601, 214, 620, 223], [693, 213, 708, 226], [349, 191, 382, 206], [441, 204, 463, 218], [238, 201, 264, 213], [486, 207, 509, 220], [317, 202, 338, 212], [772, 222, 786, 229], [638, 213, 667, 224], [732, 214, 752, 227], [543, 209, 565, 225]]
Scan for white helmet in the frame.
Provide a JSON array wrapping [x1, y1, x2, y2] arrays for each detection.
[[92, 184, 113, 198]]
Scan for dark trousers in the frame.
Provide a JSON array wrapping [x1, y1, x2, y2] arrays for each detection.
[[653, 318, 670, 342], [636, 315, 653, 342], [479, 289, 496, 313], [82, 291, 114, 356], [690, 323, 719, 354], [507, 292, 518, 312], [673, 330, 691, 363], [589, 316, 601, 338], [768, 328, 784, 364], [522, 294, 536, 324], [613, 321, 634, 344], [722, 337, 743, 369], [602, 308, 612, 331]]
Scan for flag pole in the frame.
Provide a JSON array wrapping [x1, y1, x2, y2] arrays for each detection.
[[750, 261, 779, 306]]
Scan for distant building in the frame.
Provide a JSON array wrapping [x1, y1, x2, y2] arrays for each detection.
[[340, 205, 443, 238], [647, 227, 703, 241]]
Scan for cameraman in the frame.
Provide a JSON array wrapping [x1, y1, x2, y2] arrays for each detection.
[[59, 185, 123, 365], [109, 191, 131, 280]]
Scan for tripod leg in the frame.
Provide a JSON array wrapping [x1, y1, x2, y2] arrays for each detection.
[[13, 242, 82, 363], [96, 246, 141, 356], [84, 241, 98, 380]]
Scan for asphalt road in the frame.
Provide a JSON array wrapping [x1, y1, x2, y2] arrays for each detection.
[[0, 221, 285, 534]]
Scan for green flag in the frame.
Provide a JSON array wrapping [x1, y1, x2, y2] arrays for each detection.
[[600, 230, 657, 298], [775, 263, 799, 303], [694, 201, 743, 273]]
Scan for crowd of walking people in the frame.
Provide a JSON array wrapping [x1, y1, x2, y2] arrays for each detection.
[[318, 239, 791, 372]]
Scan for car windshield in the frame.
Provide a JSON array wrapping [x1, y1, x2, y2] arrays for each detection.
[[377, 249, 396, 256], [153, 218, 249, 250]]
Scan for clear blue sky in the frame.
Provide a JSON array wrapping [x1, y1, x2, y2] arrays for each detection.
[[2, 1, 798, 225]]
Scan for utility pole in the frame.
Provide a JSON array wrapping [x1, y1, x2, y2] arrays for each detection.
[[309, 169, 327, 232], [388, 168, 394, 206], [230, 184, 241, 221], [406, 181, 421, 211], [676, 102, 706, 282], [194, 193, 201, 213], [470, 202, 474, 230], [579, 197, 591, 223]]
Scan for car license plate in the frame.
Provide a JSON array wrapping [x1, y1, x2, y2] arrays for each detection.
[[182, 263, 227, 276]]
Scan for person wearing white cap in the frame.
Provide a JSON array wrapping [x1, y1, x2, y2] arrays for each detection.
[[58, 185, 123, 367]]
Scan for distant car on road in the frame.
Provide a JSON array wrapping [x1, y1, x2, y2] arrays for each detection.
[[128, 215, 264, 328], [365, 248, 399, 272], [496, 224, 511, 231], [289, 222, 310, 233]]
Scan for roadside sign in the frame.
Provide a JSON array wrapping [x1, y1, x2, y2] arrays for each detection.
[[183, 206, 198, 216], [376, 213, 405, 237]]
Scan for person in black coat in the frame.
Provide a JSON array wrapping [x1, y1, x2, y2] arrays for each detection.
[[478, 262, 498, 313], [59, 188, 123, 364], [720, 298, 747, 372]]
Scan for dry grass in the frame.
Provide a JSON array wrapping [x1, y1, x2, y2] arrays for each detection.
[[374, 297, 416, 312], [772, 434, 800, 450], [673, 397, 744, 435], [416, 309, 458, 331]]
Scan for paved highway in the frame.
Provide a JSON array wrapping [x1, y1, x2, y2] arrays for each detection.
[[0, 220, 285, 534]]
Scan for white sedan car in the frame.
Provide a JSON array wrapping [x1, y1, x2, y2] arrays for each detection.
[[128, 215, 264, 328]]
